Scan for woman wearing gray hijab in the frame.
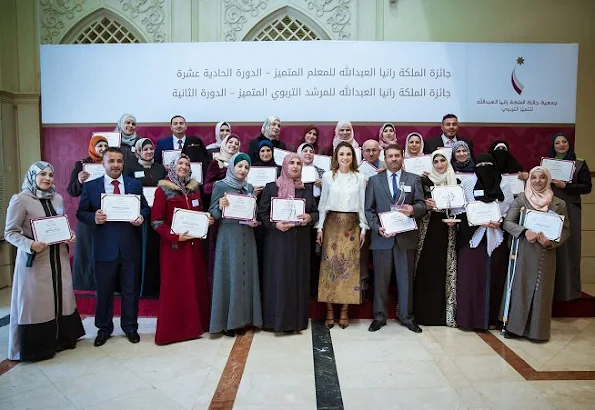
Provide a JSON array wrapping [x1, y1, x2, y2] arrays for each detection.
[[115, 113, 140, 166], [247, 116, 286, 162], [4, 161, 85, 361]]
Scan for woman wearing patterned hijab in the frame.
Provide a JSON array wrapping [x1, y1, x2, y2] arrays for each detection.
[[257, 154, 319, 333], [456, 153, 513, 330], [5, 161, 85, 361], [247, 116, 286, 162], [209, 153, 262, 336], [151, 154, 213, 345], [450, 140, 475, 173], [114, 113, 140, 166], [502, 167, 570, 341], [67, 134, 109, 290]]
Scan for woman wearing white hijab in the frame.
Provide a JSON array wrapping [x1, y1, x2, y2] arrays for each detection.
[[206, 121, 231, 155], [332, 120, 359, 150]]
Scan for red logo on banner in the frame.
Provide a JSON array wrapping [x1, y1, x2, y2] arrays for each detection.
[[511, 57, 525, 95]]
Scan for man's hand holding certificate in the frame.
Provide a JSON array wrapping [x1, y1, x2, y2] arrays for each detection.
[[31, 215, 73, 245], [171, 208, 210, 239], [379, 211, 417, 236], [100, 194, 141, 222], [221, 193, 257, 221]]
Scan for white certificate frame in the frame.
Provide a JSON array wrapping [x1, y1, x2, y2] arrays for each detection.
[[247, 166, 277, 187], [170, 208, 210, 239], [143, 187, 157, 207], [313, 154, 331, 171], [30, 215, 72, 245], [162, 149, 182, 166], [273, 148, 292, 166], [190, 162, 203, 184], [270, 197, 306, 223], [403, 155, 432, 176], [82, 163, 106, 182], [222, 193, 257, 221], [358, 161, 379, 179], [540, 157, 575, 182], [100, 193, 141, 222], [465, 200, 503, 226], [500, 174, 525, 195], [301, 165, 318, 183], [431, 185, 466, 209], [523, 209, 565, 241], [379, 211, 418, 235], [92, 131, 121, 147]]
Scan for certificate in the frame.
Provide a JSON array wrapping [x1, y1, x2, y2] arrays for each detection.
[[404, 155, 432, 176], [355, 148, 362, 164], [523, 209, 565, 241], [465, 201, 502, 226], [171, 208, 210, 239], [454, 172, 475, 183], [247, 166, 277, 187], [540, 158, 575, 182], [274, 148, 292, 166], [101, 194, 141, 222], [93, 131, 121, 147], [358, 161, 379, 179], [501, 174, 525, 195], [190, 162, 203, 184], [301, 165, 318, 183], [440, 147, 453, 161], [270, 197, 306, 222], [162, 149, 182, 166], [431, 185, 466, 209], [82, 163, 105, 182], [379, 211, 417, 235], [313, 154, 331, 171], [143, 187, 157, 207], [222, 193, 257, 220], [30, 215, 72, 245]]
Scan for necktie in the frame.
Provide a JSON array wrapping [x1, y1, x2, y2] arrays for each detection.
[[391, 173, 398, 202], [111, 180, 121, 194], [177, 139, 183, 149]]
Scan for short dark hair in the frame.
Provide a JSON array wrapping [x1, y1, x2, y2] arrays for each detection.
[[383, 143, 403, 155], [102, 146, 124, 159], [170, 115, 186, 124], [442, 114, 458, 123]]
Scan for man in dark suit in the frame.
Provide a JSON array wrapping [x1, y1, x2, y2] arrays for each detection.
[[365, 143, 426, 333], [77, 147, 150, 346], [423, 113, 474, 158], [154, 115, 210, 172]]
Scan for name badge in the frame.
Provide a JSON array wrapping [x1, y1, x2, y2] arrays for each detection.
[[131, 146, 136, 152], [403, 185, 412, 193], [134, 171, 145, 178], [474, 190, 484, 197], [192, 199, 199, 207]]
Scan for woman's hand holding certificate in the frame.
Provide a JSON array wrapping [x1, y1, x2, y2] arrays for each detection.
[[465, 201, 502, 226], [379, 211, 417, 236], [221, 193, 257, 220], [31, 215, 72, 245], [247, 167, 277, 187], [171, 208, 210, 239], [100, 194, 141, 222], [403, 155, 432, 176], [540, 158, 575, 182], [270, 197, 306, 223], [430, 185, 466, 209], [523, 209, 564, 241]]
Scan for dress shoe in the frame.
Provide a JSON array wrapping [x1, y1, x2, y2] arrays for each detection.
[[222, 329, 236, 337], [503, 330, 520, 339], [368, 320, 386, 332], [402, 321, 422, 333], [94, 333, 110, 347], [125, 331, 140, 343]]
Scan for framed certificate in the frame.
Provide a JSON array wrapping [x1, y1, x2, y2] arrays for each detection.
[[93, 131, 121, 147], [273, 148, 292, 166], [301, 165, 318, 183], [501, 174, 525, 195], [143, 187, 157, 207], [431, 185, 466, 209], [313, 154, 331, 171], [222, 193, 257, 220], [454, 172, 475, 183], [190, 162, 203, 184], [100, 194, 141, 222], [540, 158, 575, 182], [30, 215, 72, 245], [379, 211, 417, 235], [270, 197, 306, 222], [162, 149, 182, 166], [82, 163, 106, 182], [358, 161, 379, 179], [247, 166, 277, 187], [465, 201, 502, 226], [170, 208, 210, 239], [403, 155, 432, 176], [523, 209, 565, 241]]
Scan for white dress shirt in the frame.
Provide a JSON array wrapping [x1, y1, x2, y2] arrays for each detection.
[[441, 134, 458, 147], [386, 169, 402, 198], [316, 170, 368, 233], [173, 136, 186, 150], [103, 174, 126, 194]]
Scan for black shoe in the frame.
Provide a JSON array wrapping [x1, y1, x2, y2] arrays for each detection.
[[222, 330, 236, 337], [368, 320, 386, 332], [402, 321, 422, 333], [125, 331, 140, 344], [94, 333, 110, 347], [235, 328, 246, 336], [503, 330, 520, 339]]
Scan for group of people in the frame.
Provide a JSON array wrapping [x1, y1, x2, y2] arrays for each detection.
[[4, 112, 591, 362]]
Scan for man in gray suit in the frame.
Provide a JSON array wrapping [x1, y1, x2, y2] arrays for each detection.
[[365, 144, 426, 333]]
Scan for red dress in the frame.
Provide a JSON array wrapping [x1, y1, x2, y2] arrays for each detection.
[[151, 179, 210, 345]]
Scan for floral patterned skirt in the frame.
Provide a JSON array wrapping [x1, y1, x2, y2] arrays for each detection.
[[318, 212, 361, 305]]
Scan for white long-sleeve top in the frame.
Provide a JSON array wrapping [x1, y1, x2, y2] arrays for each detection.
[[316, 170, 368, 233]]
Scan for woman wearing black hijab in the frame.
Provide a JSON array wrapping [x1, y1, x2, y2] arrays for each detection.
[[456, 153, 514, 330], [490, 140, 528, 180]]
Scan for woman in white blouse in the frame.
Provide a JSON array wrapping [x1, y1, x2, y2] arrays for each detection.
[[316, 141, 368, 329]]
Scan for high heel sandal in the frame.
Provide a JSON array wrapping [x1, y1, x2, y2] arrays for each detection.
[[325, 307, 335, 329], [339, 307, 349, 329]]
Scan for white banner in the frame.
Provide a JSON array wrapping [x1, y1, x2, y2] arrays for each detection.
[[40, 41, 578, 124]]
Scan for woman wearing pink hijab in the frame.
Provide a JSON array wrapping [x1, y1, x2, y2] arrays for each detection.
[[501, 166, 570, 341], [257, 154, 319, 333], [332, 120, 359, 150]]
